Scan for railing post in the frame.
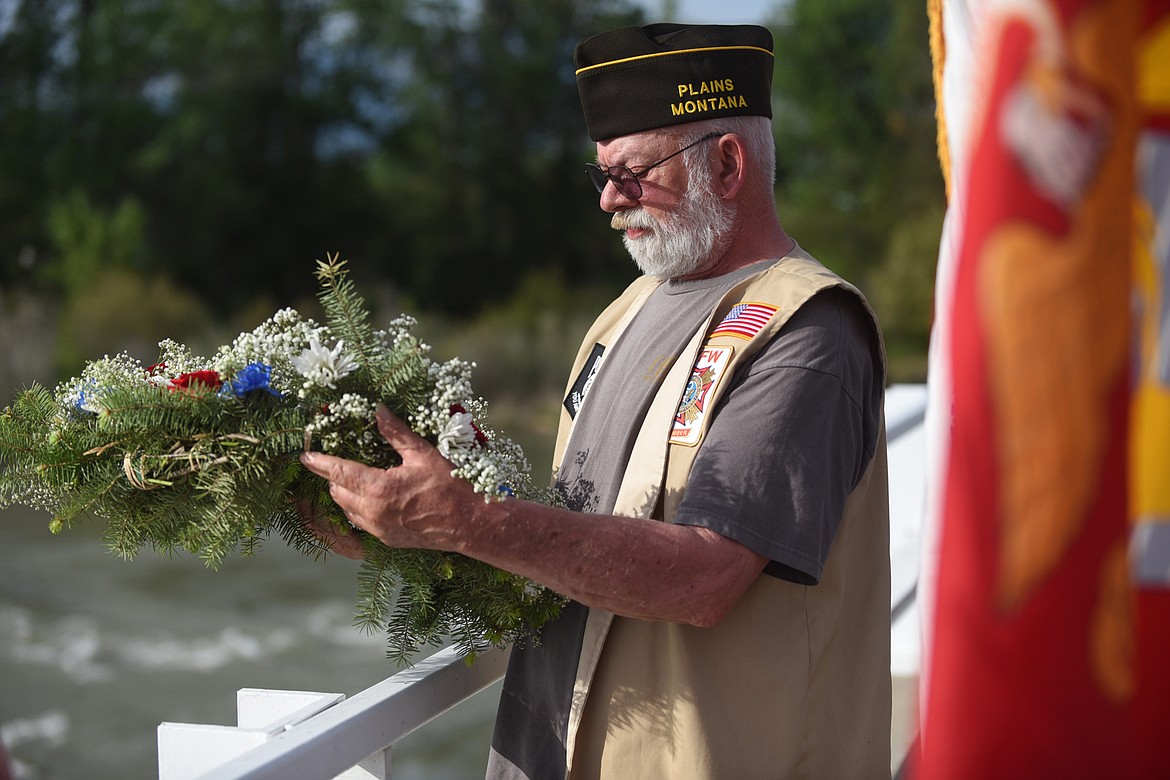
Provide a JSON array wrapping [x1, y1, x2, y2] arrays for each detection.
[[158, 644, 509, 780], [158, 689, 393, 780]]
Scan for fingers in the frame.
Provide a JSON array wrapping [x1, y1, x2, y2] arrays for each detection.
[[374, 404, 428, 452], [299, 407, 426, 485], [295, 497, 366, 560], [337, 535, 366, 559], [297, 406, 457, 552], [297, 450, 372, 527], [315, 521, 365, 560], [299, 449, 364, 485]]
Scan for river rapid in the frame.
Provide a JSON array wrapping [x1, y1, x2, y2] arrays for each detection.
[[0, 506, 498, 779]]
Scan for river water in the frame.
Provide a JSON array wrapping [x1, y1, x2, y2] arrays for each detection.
[[0, 505, 499, 779]]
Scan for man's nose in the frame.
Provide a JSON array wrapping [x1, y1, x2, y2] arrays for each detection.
[[599, 180, 637, 213]]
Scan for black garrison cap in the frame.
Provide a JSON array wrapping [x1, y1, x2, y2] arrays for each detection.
[[574, 23, 775, 141]]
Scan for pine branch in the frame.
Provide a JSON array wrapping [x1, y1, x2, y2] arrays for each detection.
[[315, 254, 379, 379]]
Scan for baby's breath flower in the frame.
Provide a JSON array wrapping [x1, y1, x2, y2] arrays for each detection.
[[155, 339, 208, 376]]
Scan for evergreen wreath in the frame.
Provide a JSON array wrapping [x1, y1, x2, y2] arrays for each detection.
[[0, 255, 565, 665]]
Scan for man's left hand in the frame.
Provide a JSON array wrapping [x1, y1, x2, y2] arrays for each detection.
[[298, 404, 473, 552]]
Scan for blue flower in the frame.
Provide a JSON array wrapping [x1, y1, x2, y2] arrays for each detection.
[[69, 382, 101, 416], [226, 363, 282, 398]]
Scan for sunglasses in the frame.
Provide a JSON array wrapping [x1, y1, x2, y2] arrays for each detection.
[[584, 132, 723, 200]]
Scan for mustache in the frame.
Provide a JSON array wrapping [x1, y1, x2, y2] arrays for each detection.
[[611, 209, 657, 232]]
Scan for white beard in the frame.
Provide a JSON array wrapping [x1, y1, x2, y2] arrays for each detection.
[[612, 168, 736, 279]]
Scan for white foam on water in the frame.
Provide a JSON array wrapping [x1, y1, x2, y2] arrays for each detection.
[[118, 624, 299, 671], [0, 599, 385, 682], [1, 712, 70, 780], [303, 603, 386, 647], [0, 711, 70, 749], [1, 606, 111, 683]]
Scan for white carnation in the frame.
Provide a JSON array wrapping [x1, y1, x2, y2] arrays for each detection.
[[437, 411, 477, 459]]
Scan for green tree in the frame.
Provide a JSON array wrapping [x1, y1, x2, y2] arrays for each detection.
[[44, 189, 147, 297], [43, 188, 214, 372], [356, 0, 644, 313], [0, 0, 76, 281], [122, 0, 392, 307], [1, 0, 648, 316], [769, 0, 943, 375]]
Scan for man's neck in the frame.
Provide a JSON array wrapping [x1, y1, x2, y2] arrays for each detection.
[[675, 210, 793, 282]]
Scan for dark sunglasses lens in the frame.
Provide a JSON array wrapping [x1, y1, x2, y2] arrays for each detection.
[[585, 164, 642, 199], [585, 164, 609, 193], [611, 168, 641, 199]]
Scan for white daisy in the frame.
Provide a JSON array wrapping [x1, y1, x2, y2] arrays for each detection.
[[291, 337, 359, 389]]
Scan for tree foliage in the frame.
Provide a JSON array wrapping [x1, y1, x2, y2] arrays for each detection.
[[1, 0, 941, 380], [770, 0, 944, 364], [355, 0, 643, 311], [1, 0, 642, 314]]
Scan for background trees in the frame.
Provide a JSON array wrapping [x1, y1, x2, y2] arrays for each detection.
[[1, 0, 639, 311], [772, 0, 942, 374], [0, 0, 942, 406]]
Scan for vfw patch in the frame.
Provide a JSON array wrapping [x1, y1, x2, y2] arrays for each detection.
[[671, 345, 733, 446]]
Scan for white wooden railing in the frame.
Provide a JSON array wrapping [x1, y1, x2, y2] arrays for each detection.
[[159, 383, 929, 780], [158, 643, 509, 779]]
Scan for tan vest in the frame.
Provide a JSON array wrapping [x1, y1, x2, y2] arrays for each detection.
[[554, 251, 892, 779]]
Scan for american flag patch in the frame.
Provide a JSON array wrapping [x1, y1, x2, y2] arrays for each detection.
[[710, 302, 778, 340]]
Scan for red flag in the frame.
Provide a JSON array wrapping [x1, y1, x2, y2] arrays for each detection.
[[921, 0, 1170, 776]]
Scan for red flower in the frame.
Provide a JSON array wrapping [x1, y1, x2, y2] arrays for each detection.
[[170, 370, 223, 392]]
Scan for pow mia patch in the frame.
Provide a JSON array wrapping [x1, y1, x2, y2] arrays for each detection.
[[671, 345, 733, 446], [564, 343, 605, 419]]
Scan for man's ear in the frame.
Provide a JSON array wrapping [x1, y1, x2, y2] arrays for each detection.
[[713, 134, 748, 200]]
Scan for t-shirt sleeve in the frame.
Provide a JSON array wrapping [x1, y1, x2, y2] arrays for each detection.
[[670, 287, 883, 585]]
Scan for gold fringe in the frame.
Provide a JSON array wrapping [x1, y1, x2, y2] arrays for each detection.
[[928, 0, 952, 199]]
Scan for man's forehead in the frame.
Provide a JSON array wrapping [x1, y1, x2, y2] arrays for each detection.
[[597, 130, 674, 164]]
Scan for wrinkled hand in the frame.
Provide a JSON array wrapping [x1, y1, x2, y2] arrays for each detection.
[[296, 498, 365, 560], [298, 404, 474, 552]]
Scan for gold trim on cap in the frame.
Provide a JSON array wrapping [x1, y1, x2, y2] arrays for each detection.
[[575, 44, 774, 76]]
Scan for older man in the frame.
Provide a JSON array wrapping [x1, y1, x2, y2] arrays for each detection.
[[302, 23, 890, 779]]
